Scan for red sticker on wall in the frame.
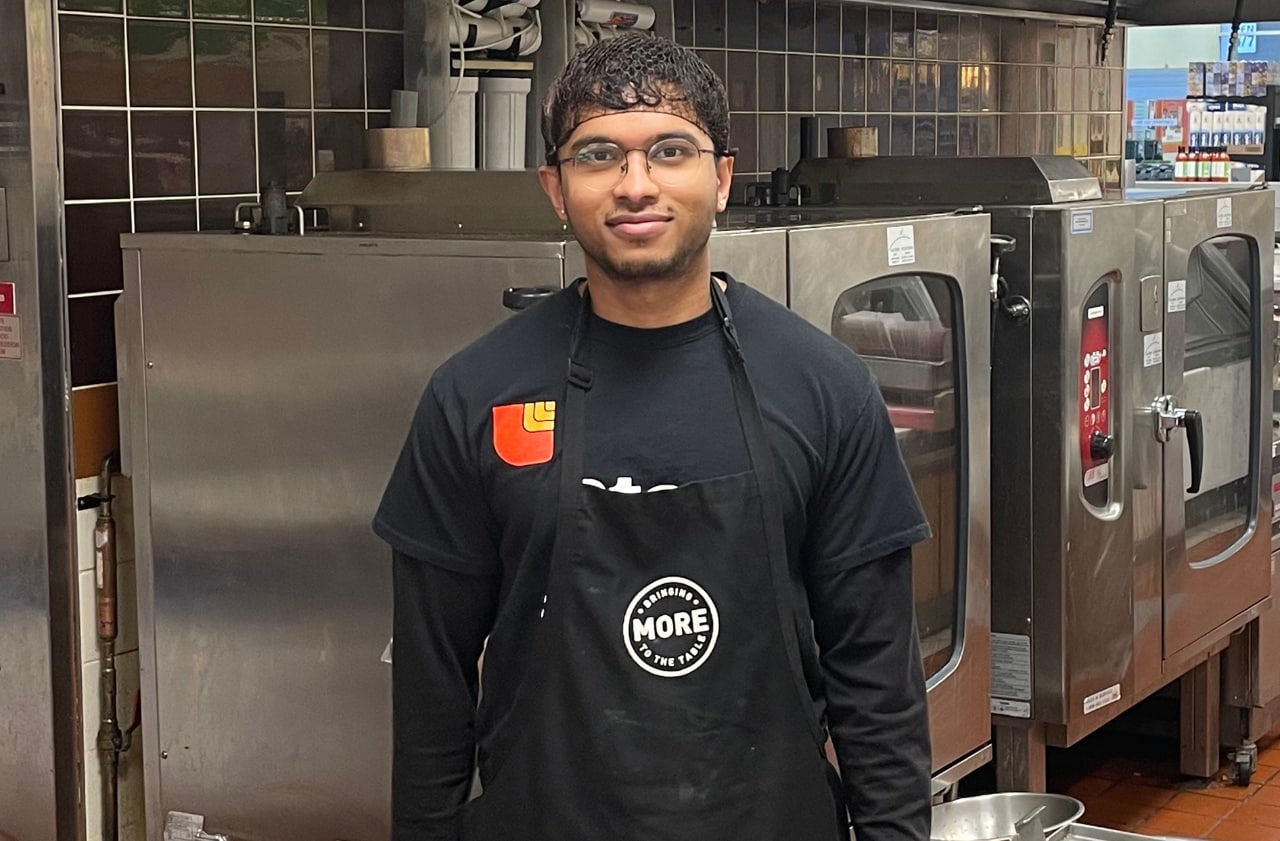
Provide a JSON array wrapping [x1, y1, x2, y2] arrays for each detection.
[[0, 282, 22, 360]]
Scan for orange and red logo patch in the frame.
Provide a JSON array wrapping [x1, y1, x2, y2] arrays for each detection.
[[492, 401, 556, 466]]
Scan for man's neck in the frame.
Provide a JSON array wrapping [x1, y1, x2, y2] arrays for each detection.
[[582, 259, 723, 329]]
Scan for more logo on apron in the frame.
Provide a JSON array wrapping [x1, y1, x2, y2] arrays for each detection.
[[623, 576, 720, 677]]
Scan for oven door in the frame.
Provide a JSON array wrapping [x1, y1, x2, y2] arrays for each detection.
[[786, 212, 992, 774], [1160, 188, 1275, 660]]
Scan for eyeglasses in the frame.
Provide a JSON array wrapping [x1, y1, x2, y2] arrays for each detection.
[[555, 138, 725, 192]]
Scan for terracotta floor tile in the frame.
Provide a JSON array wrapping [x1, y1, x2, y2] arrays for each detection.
[[1108, 782, 1180, 809], [1235, 802, 1280, 829], [1254, 765, 1280, 786], [1166, 791, 1243, 819], [1253, 787, 1280, 808], [1208, 819, 1280, 841], [1068, 777, 1120, 800], [1085, 801, 1160, 830], [1138, 809, 1221, 837], [1095, 758, 1148, 781], [1198, 783, 1266, 802]]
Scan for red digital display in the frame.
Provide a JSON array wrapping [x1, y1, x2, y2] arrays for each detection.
[[1081, 285, 1110, 506]]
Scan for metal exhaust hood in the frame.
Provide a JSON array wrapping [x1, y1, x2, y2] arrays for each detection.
[[866, 0, 1271, 26]]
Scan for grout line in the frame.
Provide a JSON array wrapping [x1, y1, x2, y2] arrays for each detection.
[[67, 192, 264, 204], [121, 9, 137, 235], [249, 0, 261, 208], [190, 10, 200, 229], [62, 105, 371, 113]]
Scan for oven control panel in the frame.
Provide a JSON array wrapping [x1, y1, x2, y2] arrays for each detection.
[[1082, 285, 1112, 508]]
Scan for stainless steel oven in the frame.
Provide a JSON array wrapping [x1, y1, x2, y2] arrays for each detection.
[[113, 188, 794, 840], [772, 209, 994, 786], [789, 156, 1275, 791]]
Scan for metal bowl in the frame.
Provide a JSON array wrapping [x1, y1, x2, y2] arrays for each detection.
[[931, 793, 1085, 841]]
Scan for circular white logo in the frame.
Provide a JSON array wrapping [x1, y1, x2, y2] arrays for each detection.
[[622, 576, 720, 678]]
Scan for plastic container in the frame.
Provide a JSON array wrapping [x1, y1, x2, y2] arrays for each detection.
[[478, 76, 532, 170], [429, 75, 480, 170]]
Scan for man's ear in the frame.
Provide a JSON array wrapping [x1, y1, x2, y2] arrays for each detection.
[[539, 165, 568, 220], [715, 153, 735, 213]]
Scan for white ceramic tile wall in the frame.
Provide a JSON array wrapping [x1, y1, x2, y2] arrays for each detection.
[[75, 475, 146, 841]]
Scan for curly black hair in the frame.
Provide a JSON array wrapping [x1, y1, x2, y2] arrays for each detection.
[[540, 32, 730, 163]]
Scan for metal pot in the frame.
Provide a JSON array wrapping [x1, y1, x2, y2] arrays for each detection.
[[931, 793, 1085, 841]]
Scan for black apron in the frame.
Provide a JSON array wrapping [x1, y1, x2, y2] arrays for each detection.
[[463, 281, 848, 841]]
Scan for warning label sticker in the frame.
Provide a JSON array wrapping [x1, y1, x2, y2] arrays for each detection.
[[0, 315, 21, 360], [991, 632, 1032, 701]]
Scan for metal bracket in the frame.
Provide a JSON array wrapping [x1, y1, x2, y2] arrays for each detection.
[[164, 812, 229, 841]]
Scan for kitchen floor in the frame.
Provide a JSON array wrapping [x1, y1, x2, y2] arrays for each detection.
[[958, 697, 1280, 840]]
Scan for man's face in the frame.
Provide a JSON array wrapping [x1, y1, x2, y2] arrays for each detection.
[[539, 107, 734, 283]]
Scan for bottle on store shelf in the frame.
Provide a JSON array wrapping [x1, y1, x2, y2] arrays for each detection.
[[1174, 147, 1187, 182], [1215, 147, 1232, 182], [1198, 147, 1214, 182]]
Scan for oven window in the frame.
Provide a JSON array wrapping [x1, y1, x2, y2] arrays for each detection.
[[831, 273, 962, 681], [1183, 236, 1257, 564]]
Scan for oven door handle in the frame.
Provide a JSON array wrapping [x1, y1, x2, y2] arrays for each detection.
[[1183, 409, 1204, 494], [1152, 396, 1205, 494]]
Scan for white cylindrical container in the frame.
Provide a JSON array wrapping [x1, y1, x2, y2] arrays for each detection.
[[576, 0, 656, 29], [429, 75, 480, 169], [478, 76, 532, 170]]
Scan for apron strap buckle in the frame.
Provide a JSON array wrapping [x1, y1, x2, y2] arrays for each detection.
[[567, 359, 594, 391]]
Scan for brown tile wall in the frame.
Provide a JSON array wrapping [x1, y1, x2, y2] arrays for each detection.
[[58, 0, 403, 475], [673, 1, 1126, 203], [59, 0, 1126, 476]]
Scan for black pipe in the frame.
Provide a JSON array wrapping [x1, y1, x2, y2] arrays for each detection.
[[1097, 0, 1119, 65], [1227, 0, 1247, 60], [799, 116, 820, 161]]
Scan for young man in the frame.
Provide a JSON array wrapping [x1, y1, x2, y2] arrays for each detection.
[[375, 33, 932, 841]]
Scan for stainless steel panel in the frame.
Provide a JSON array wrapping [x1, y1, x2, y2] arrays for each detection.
[[1263, 551, 1280, 710], [0, 186, 10, 262], [1161, 188, 1274, 659], [786, 212, 992, 774], [122, 234, 572, 840], [983, 200, 1161, 736], [1130, 199, 1167, 706], [790, 156, 1102, 208], [0, 0, 82, 836], [709, 227, 788, 306]]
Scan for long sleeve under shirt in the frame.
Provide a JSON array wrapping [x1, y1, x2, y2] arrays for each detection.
[[375, 277, 933, 841]]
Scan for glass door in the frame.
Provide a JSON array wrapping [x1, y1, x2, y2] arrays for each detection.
[[831, 274, 961, 680], [787, 212, 991, 774], [1161, 190, 1273, 658]]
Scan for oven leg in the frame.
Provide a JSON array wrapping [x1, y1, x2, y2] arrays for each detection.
[[1179, 653, 1222, 779], [994, 721, 1047, 793]]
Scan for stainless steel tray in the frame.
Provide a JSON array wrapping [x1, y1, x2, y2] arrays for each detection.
[[1050, 824, 1198, 841]]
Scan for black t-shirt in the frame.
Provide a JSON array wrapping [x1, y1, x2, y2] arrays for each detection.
[[374, 273, 931, 772]]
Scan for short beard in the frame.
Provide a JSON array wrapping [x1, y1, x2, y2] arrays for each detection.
[[586, 224, 710, 283]]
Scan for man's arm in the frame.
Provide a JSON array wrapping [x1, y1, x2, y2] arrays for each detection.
[[392, 550, 500, 841], [374, 379, 503, 840], [808, 547, 931, 841]]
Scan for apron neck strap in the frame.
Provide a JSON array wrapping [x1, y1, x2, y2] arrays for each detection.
[[566, 277, 742, 392]]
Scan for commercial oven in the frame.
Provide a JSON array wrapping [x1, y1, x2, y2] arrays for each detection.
[[771, 208, 995, 788], [116, 221, 790, 841], [788, 156, 1275, 791]]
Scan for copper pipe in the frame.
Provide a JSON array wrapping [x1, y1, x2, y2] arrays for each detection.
[[91, 454, 122, 841]]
